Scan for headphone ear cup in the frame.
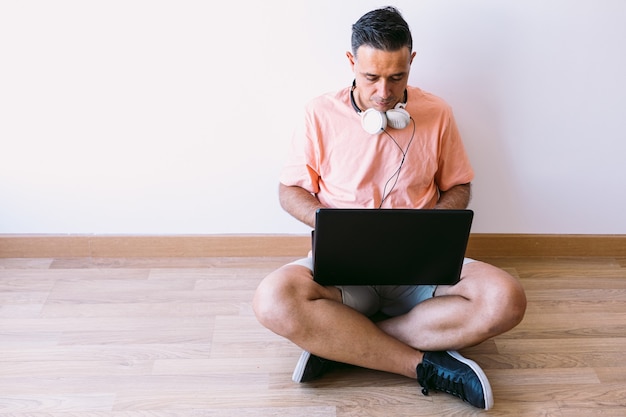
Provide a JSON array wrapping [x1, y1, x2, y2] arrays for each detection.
[[385, 107, 411, 130], [361, 108, 387, 134]]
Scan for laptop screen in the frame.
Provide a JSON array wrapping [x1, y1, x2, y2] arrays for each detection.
[[312, 208, 473, 286]]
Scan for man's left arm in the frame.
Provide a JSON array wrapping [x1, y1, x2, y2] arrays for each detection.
[[434, 183, 472, 210]]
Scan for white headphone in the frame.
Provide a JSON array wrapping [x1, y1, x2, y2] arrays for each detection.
[[350, 81, 411, 134]]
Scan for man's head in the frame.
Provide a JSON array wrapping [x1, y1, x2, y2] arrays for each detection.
[[350, 6, 413, 57], [347, 6, 416, 113]]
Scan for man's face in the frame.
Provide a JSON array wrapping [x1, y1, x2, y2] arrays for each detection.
[[347, 45, 415, 112]]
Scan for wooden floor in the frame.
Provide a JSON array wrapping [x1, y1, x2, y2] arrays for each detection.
[[1, 255, 625, 416]]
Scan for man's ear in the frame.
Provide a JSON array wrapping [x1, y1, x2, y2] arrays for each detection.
[[346, 51, 356, 70]]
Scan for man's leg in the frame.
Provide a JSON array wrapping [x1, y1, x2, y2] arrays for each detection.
[[252, 262, 423, 379], [252, 259, 526, 410], [376, 260, 527, 352]]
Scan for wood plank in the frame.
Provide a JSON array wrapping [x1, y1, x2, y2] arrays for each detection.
[[467, 234, 626, 257], [2, 234, 626, 258]]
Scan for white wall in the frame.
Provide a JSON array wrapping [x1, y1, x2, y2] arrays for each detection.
[[1, 0, 625, 235]]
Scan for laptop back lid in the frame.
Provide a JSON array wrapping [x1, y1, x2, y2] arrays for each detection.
[[312, 208, 473, 286]]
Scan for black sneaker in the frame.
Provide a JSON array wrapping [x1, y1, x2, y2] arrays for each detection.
[[416, 350, 494, 410], [292, 351, 336, 383]]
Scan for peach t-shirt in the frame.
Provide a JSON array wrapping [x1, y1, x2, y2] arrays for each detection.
[[280, 86, 474, 209]]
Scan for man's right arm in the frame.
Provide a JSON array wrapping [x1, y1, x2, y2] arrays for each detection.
[[278, 183, 325, 228]]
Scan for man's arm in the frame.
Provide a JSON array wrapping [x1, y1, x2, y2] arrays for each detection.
[[278, 183, 325, 228], [434, 183, 472, 210]]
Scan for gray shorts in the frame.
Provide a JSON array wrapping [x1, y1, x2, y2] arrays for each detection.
[[288, 256, 475, 317]]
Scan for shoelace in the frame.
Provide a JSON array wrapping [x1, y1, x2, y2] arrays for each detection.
[[418, 363, 467, 399]]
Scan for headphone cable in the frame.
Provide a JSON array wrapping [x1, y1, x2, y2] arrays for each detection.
[[378, 117, 416, 208]]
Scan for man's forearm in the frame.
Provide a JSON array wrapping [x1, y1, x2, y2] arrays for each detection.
[[434, 183, 472, 210], [278, 183, 325, 228]]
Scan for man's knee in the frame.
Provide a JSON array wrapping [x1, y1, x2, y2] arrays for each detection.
[[252, 265, 315, 336], [460, 262, 527, 337], [481, 267, 527, 335], [501, 277, 527, 330], [253, 268, 293, 328]]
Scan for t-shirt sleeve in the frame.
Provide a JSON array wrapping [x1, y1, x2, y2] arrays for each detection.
[[279, 109, 321, 194], [435, 111, 475, 191]]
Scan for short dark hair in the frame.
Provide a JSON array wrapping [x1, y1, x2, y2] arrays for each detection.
[[351, 6, 413, 57]]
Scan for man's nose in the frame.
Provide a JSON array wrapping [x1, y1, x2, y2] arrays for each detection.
[[375, 80, 392, 100]]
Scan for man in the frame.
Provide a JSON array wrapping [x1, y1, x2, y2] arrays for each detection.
[[253, 6, 526, 410]]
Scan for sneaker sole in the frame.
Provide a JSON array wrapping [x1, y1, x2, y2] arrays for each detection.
[[447, 350, 494, 410], [292, 350, 311, 383]]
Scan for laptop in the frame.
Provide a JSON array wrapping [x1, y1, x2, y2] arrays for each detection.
[[311, 208, 473, 286]]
